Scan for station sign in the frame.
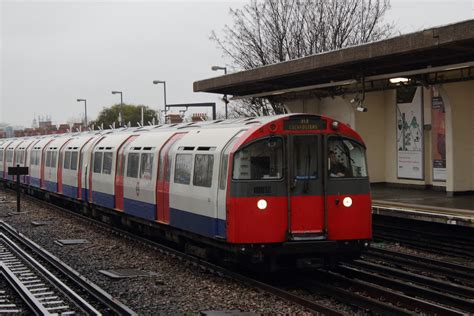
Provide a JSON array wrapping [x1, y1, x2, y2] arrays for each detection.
[[8, 166, 29, 175]]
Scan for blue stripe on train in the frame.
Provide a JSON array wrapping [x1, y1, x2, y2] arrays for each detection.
[[44, 180, 57, 192], [124, 198, 156, 221], [170, 208, 226, 238], [63, 184, 78, 199], [22, 178, 226, 239], [30, 177, 40, 188], [92, 191, 115, 209]]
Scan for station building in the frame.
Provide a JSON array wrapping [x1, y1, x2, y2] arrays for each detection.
[[194, 20, 474, 198]]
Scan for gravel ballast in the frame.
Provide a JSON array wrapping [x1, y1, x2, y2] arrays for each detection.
[[0, 191, 315, 315]]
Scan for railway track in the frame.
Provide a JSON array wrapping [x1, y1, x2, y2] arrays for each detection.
[[0, 220, 136, 315], [4, 188, 474, 315], [373, 216, 474, 259]]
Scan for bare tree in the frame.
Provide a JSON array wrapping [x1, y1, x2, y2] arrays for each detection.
[[211, 0, 393, 115]]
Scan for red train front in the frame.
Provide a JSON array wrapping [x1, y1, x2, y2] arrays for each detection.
[[225, 114, 371, 268]]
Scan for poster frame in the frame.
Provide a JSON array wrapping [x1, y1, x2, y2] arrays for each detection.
[[396, 86, 424, 181]]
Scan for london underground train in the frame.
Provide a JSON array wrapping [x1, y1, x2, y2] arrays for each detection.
[[0, 114, 371, 269]]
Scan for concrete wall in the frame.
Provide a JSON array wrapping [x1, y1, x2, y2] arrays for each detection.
[[284, 79, 474, 193], [442, 81, 474, 193]]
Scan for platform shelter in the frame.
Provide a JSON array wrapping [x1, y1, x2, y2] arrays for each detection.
[[194, 20, 474, 200]]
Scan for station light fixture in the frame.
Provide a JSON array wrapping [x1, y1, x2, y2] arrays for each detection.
[[356, 103, 368, 112], [389, 77, 410, 84]]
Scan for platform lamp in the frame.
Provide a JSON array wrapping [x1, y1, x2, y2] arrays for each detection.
[[211, 66, 229, 119], [76, 99, 87, 129], [111, 91, 123, 127]]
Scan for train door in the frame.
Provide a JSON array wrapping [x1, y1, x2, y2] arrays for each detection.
[[216, 130, 246, 238], [114, 135, 137, 210], [287, 135, 325, 240], [156, 132, 186, 223]]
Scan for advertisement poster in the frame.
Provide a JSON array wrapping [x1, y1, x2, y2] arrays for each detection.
[[431, 86, 446, 181], [396, 86, 423, 180]]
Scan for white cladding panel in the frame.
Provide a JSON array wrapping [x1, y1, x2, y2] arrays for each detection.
[[91, 133, 135, 196], [44, 136, 72, 184], [62, 135, 98, 189], [123, 132, 174, 206], [169, 127, 244, 220]]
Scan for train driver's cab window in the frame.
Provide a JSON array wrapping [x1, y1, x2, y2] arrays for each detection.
[[233, 137, 283, 180], [293, 136, 318, 180], [328, 138, 367, 178]]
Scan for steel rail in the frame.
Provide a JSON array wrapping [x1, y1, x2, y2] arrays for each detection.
[[305, 270, 464, 316], [348, 260, 474, 298], [0, 263, 49, 315], [336, 264, 474, 313], [0, 221, 137, 316], [365, 246, 474, 283], [0, 232, 99, 315]]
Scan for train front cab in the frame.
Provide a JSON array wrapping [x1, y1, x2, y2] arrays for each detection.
[[226, 115, 371, 267]]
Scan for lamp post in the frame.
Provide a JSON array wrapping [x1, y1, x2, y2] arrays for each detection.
[[111, 91, 123, 127], [153, 81, 167, 122], [211, 66, 228, 119], [76, 98, 87, 129]]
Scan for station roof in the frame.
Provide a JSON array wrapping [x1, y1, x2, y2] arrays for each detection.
[[194, 20, 474, 98]]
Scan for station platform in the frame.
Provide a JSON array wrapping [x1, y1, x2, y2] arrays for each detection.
[[370, 184, 474, 228]]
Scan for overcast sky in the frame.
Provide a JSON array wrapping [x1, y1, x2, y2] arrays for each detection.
[[1, 0, 473, 127]]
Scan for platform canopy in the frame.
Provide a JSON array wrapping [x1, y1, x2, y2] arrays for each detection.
[[194, 20, 474, 99]]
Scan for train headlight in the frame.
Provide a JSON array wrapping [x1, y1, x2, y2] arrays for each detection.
[[343, 197, 352, 207], [257, 199, 267, 210]]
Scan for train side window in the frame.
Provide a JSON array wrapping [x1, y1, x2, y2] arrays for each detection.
[[64, 151, 71, 170], [140, 153, 153, 180], [193, 154, 214, 188], [126, 153, 140, 178], [293, 136, 318, 180], [35, 151, 40, 165], [0, 150, 3, 162], [6, 150, 12, 163], [219, 154, 229, 190], [233, 137, 283, 180], [51, 151, 57, 168], [174, 154, 192, 184], [93, 152, 103, 173], [70, 152, 78, 171], [102, 152, 113, 175], [45, 151, 52, 167]]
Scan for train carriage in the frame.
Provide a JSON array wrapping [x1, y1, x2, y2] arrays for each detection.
[[43, 136, 73, 193], [29, 137, 57, 188], [4, 138, 24, 180], [0, 140, 13, 179], [16, 137, 41, 184], [0, 114, 371, 269], [61, 134, 99, 199]]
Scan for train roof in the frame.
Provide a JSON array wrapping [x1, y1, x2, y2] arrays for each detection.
[[0, 114, 362, 144]]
